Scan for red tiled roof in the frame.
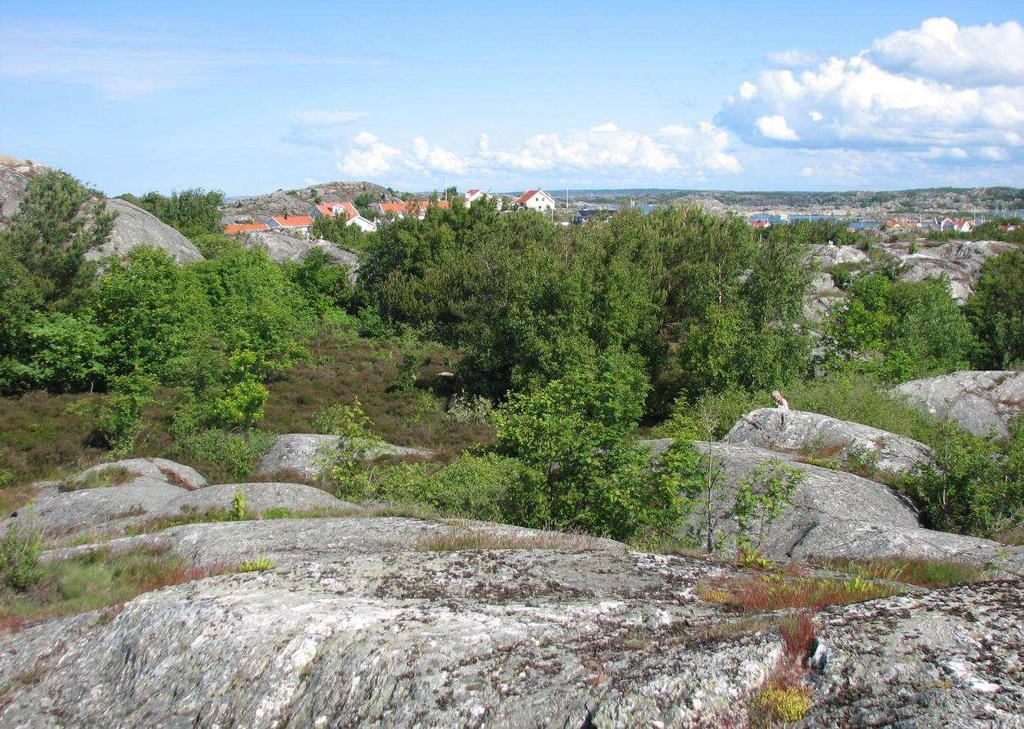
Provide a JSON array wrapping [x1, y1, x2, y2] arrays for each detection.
[[466, 189, 480, 196], [224, 223, 269, 234], [516, 189, 540, 206], [316, 201, 359, 220], [270, 215, 313, 227]]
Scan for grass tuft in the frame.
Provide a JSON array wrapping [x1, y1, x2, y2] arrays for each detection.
[[813, 556, 989, 587], [58, 465, 134, 492], [238, 557, 275, 573], [698, 571, 899, 612]]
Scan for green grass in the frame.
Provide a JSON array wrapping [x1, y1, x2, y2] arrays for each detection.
[[237, 557, 275, 573], [698, 571, 900, 612], [813, 556, 989, 587], [0, 545, 233, 630]]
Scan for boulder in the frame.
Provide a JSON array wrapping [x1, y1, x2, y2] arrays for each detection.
[[85, 198, 204, 265], [810, 243, 869, 267], [0, 517, 1021, 726], [724, 408, 933, 478], [257, 434, 434, 481], [2, 460, 346, 542], [893, 370, 1024, 439], [0, 154, 49, 222], [241, 231, 360, 281], [642, 440, 1020, 571]]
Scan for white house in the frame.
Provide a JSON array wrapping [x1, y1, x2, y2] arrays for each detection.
[[464, 189, 486, 205], [515, 189, 556, 212], [311, 200, 359, 221], [266, 215, 313, 234], [347, 215, 377, 233]]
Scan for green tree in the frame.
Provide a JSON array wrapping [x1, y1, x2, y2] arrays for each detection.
[[494, 352, 681, 540], [965, 250, 1024, 368]]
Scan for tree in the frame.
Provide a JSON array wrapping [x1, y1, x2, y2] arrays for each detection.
[[122, 188, 224, 239], [494, 352, 681, 540], [965, 250, 1024, 368]]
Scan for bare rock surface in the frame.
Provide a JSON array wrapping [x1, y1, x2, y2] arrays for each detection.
[[643, 440, 1022, 574], [893, 370, 1024, 439], [84, 198, 204, 265], [810, 243, 869, 267], [0, 517, 1022, 727], [724, 408, 933, 478], [241, 231, 360, 280], [257, 433, 435, 481], [2, 460, 345, 542], [884, 239, 1017, 303]]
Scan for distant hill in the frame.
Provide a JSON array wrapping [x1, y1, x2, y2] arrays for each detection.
[[558, 187, 1024, 217], [221, 181, 400, 225]]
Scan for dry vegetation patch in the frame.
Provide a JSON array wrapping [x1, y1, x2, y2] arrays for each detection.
[[698, 569, 900, 612], [812, 556, 989, 588], [415, 529, 595, 552], [0, 545, 233, 632]]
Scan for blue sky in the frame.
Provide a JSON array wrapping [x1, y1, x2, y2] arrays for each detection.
[[1, 0, 1021, 195]]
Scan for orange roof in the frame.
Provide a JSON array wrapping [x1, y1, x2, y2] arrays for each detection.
[[378, 200, 449, 215], [270, 215, 313, 227], [516, 189, 540, 205], [224, 222, 269, 234], [316, 201, 359, 220]]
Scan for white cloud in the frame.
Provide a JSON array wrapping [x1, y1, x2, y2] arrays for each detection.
[[338, 133, 402, 177], [872, 17, 1024, 86], [756, 115, 800, 141], [718, 18, 1024, 167], [412, 137, 468, 174], [332, 121, 741, 182], [766, 49, 820, 67], [286, 110, 369, 149]]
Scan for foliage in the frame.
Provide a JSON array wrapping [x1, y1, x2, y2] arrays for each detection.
[[76, 373, 158, 454], [814, 556, 987, 587], [965, 249, 1024, 368], [494, 353, 682, 540], [230, 488, 247, 521], [900, 420, 1024, 536], [754, 685, 812, 723], [121, 188, 224, 239], [176, 429, 275, 482], [318, 401, 386, 495], [446, 392, 495, 425], [238, 557, 274, 572], [822, 273, 974, 381], [732, 460, 804, 552], [0, 526, 43, 591]]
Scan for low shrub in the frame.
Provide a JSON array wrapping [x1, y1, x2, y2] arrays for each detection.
[[176, 429, 275, 483], [754, 684, 812, 723], [0, 526, 43, 590], [58, 465, 134, 492], [415, 529, 592, 552]]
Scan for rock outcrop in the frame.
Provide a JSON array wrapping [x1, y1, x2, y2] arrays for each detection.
[[893, 370, 1024, 439], [643, 440, 1020, 573], [84, 198, 204, 265], [0, 517, 1021, 727], [810, 243, 870, 267], [241, 231, 360, 280], [257, 434, 434, 481], [3, 459, 346, 542], [724, 408, 933, 478], [892, 240, 1017, 303]]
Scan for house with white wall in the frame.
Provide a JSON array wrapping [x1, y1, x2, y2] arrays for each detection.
[[515, 189, 556, 212], [464, 189, 486, 205], [266, 215, 313, 234]]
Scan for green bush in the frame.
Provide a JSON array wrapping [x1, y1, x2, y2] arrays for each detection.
[[965, 250, 1024, 368], [177, 429, 275, 482], [1, 525, 44, 591], [494, 352, 682, 540]]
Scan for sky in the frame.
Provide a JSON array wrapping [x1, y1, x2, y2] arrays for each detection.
[[1, 0, 1022, 196]]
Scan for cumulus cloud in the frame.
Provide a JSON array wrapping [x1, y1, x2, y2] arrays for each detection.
[[412, 137, 468, 174], [330, 121, 741, 182], [756, 115, 800, 141], [718, 17, 1024, 165], [337, 132, 402, 177], [871, 17, 1024, 86]]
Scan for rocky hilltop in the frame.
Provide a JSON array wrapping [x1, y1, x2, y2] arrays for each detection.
[[222, 181, 398, 225], [0, 155, 204, 264]]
